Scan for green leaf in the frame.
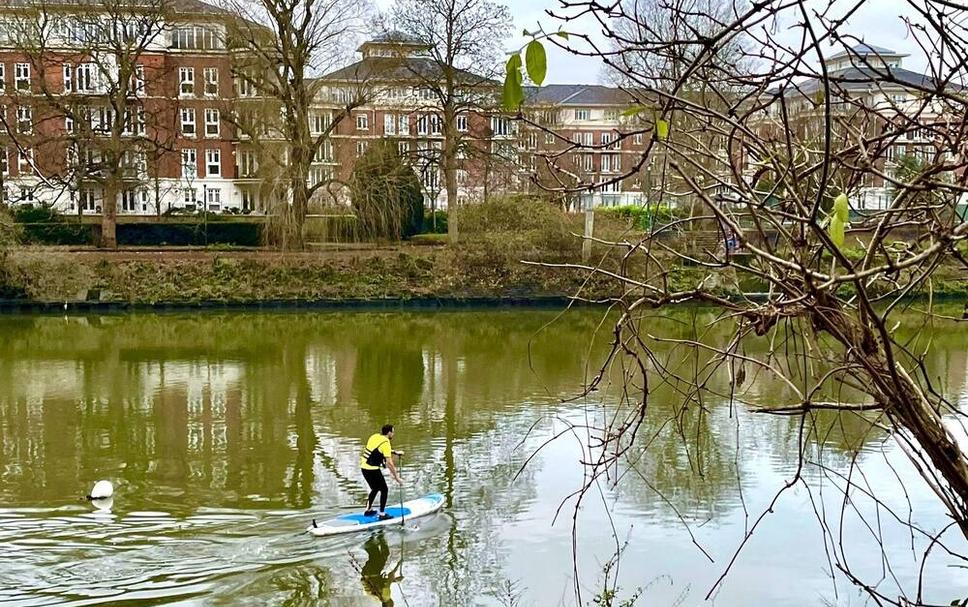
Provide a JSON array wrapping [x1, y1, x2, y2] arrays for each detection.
[[502, 54, 524, 111], [525, 40, 547, 86], [829, 216, 845, 248], [655, 119, 669, 140], [833, 192, 849, 223], [556, 31, 569, 40]]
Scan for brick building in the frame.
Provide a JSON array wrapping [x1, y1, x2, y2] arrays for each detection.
[[0, 0, 245, 215]]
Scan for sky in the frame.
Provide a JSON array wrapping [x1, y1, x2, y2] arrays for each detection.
[[373, 0, 934, 85]]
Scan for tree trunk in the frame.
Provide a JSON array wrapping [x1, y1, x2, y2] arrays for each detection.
[[100, 179, 118, 249]]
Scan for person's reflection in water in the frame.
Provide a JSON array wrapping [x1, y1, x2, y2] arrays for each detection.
[[360, 532, 403, 606]]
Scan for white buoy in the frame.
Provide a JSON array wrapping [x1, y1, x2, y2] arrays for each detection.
[[87, 480, 114, 500]]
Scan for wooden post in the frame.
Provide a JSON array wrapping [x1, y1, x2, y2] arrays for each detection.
[[583, 206, 594, 262]]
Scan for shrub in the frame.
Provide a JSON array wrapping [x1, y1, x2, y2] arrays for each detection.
[[423, 210, 448, 234], [453, 196, 577, 260], [594, 204, 685, 231], [13, 204, 92, 245]]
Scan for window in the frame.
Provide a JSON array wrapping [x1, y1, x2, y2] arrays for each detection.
[[181, 107, 196, 136], [574, 108, 590, 121], [582, 154, 593, 171], [527, 132, 537, 150], [601, 154, 621, 173], [430, 114, 441, 135], [171, 26, 224, 50], [238, 149, 257, 177], [204, 108, 220, 137], [545, 132, 555, 144], [19, 187, 34, 203], [491, 116, 512, 136], [80, 188, 97, 211], [356, 113, 368, 130], [356, 141, 367, 157], [398, 141, 410, 157], [384, 113, 396, 135], [398, 115, 409, 135], [0, 148, 7, 175], [65, 115, 75, 133], [131, 64, 145, 95], [62, 64, 72, 92], [310, 111, 331, 134], [183, 187, 197, 205], [129, 108, 146, 136], [0, 64, 4, 92], [633, 133, 643, 145], [579, 131, 593, 146], [179, 67, 194, 96], [179, 149, 196, 179], [15, 63, 29, 91], [417, 115, 428, 135], [203, 67, 218, 96], [601, 132, 620, 150], [19, 148, 33, 175], [76, 63, 97, 93], [457, 114, 468, 133], [236, 74, 255, 97], [241, 189, 255, 212], [205, 187, 221, 209], [121, 189, 138, 213], [17, 106, 31, 134], [206, 149, 220, 176]]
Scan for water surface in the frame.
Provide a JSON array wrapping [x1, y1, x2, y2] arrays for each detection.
[[0, 308, 965, 606]]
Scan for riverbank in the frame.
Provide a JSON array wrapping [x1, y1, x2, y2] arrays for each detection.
[[1, 244, 965, 311]]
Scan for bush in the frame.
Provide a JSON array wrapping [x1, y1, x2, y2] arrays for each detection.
[[594, 204, 684, 231], [423, 210, 448, 234], [13, 204, 92, 245], [453, 196, 577, 260], [116, 221, 262, 246]]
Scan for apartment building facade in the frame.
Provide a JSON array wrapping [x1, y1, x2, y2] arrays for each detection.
[[752, 43, 963, 211], [0, 0, 248, 215]]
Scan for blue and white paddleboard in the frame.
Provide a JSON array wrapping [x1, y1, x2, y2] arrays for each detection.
[[307, 493, 445, 537]]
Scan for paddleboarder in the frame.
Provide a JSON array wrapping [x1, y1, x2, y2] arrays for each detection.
[[361, 424, 403, 520]]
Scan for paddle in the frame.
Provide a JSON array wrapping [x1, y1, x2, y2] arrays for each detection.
[[396, 451, 405, 527]]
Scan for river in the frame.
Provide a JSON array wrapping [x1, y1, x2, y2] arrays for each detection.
[[0, 308, 965, 606]]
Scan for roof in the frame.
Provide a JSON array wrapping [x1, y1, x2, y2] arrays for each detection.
[[366, 31, 424, 45], [321, 56, 494, 85], [796, 66, 941, 94], [827, 43, 908, 61], [524, 84, 641, 106]]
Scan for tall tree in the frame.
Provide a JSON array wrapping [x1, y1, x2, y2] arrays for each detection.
[[226, 0, 371, 250], [3, 0, 178, 248], [387, 0, 512, 244]]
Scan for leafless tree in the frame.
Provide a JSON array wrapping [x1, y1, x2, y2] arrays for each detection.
[[517, 0, 968, 604], [385, 0, 512, 243], [224, 0, 371, 250]]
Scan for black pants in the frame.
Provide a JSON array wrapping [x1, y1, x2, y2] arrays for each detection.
[[362, 468, 388, 512]]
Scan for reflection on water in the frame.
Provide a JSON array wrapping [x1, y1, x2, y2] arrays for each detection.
[[0, 308, 965, 606]]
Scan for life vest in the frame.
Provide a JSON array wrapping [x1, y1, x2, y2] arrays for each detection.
[[361, 433, 392, 470]]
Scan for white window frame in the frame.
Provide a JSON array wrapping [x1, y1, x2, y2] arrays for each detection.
[[181, 148, 197, 178], [356, 141, 367, 157], [17, 106, 32, 134], [181, 107, 196, 136], [205, 186, 221, 209], [456, 114, 468, 133], [62, 64, 72, 93], [131, 64, 145, 96], [183, 187, 197, 205], [76, 63, 97, 93], [204, 108, 220, 137], [19, 148, 33, 174], [179, 67, 194, 96], [384, 113, 396, 135], [574, 108, 590, 121], [15, 63, 29, 91], [0, 64, 4, 93], [430, 114, 442, 135], [398, 115, 409, 135], [633, 133, 643, 145], [355, 113, 368, 131], [205, 148, 220, 176], [203, 67, 218, 96], [238, 149, 257, 176], [417, 115, 428, 135]]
